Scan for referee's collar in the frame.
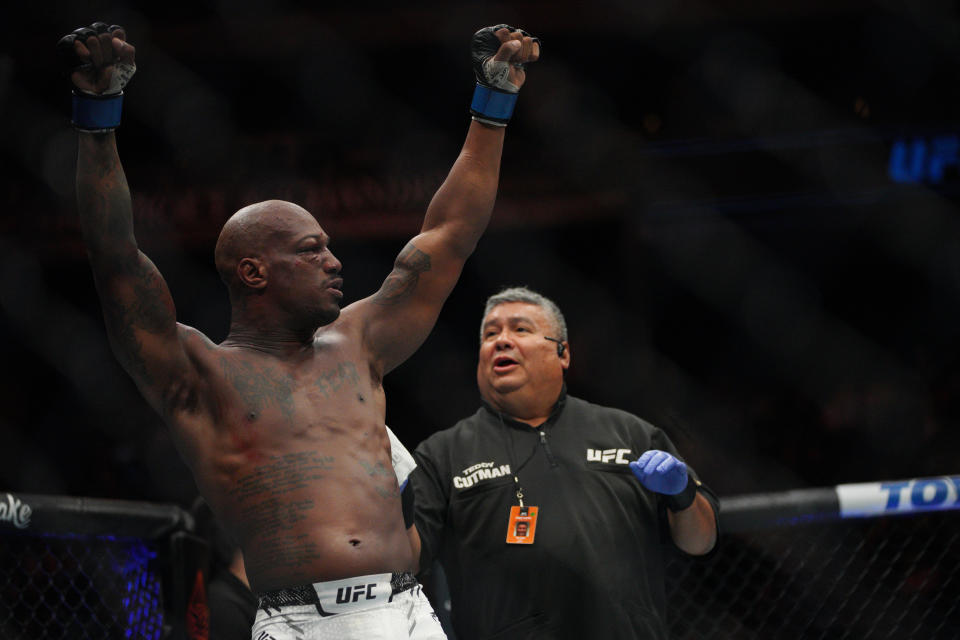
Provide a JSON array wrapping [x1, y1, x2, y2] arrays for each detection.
[[481, 384, 567, 429]]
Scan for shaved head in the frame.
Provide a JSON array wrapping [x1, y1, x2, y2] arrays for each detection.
[[214, 200, 319, 292], [213, 199, 341, 330]]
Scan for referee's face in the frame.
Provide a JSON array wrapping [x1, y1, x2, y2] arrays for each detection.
[[477, 302, 569, 413]]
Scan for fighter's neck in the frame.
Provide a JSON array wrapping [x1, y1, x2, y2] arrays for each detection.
[[221, 323, 316, 356]]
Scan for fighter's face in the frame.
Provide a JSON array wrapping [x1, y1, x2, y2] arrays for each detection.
[[266, 209, 343, 327], [477, 302, 568, 401]]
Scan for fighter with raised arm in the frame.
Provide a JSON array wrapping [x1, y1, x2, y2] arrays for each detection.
[[59, 21, 539, 639]]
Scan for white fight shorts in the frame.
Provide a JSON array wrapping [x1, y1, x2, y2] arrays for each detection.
[[252, 571, 446, 640]]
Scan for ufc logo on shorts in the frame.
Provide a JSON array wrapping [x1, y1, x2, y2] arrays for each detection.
[[587, 448, 632, 464], [336, 583, 378, 604]]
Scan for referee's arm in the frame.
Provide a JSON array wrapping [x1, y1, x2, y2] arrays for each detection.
[[667, 492, 718, 555]]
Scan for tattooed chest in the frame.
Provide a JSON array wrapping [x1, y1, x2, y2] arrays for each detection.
[[217, 357, 372, 423]]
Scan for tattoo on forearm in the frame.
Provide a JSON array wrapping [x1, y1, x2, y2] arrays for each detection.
[[129, 260, 175, 332], [101, 261, 175, 383], [372, 242, 432, 306], [77, 143, 133, 243], [79, 137, 171, 385]]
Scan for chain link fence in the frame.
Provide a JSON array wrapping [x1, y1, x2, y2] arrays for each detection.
[[0, 532, 164, 638], [0, 493, 204, 640], [3, 488, 959, 638], [666, 511, 960, 639], [423, 479, 960, 639]]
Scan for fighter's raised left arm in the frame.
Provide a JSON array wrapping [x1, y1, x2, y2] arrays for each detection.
[[348, 25, 540, 374]]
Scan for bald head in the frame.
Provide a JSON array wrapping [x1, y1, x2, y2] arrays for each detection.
[[214, 200, 320, 292]]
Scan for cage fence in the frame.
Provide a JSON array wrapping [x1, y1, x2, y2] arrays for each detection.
[[666, 510, 960, 639], [0, 493, 204, 640], [0, 532, 163, 639], [3, 477, 959, 639]]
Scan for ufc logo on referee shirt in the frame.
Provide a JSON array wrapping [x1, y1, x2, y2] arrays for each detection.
[[586, 448, 632, 464]]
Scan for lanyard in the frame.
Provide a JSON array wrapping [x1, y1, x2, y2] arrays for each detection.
[[498, 412, 541, 507], [498, 411, 545, 544]]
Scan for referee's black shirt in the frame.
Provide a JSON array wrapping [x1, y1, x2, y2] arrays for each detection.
[[412, 392, 719, 640]]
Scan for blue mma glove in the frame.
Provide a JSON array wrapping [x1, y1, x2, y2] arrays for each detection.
[[469, 24, 539, 126], [630, 450, 699, 512], [58, 22, 136, 132]]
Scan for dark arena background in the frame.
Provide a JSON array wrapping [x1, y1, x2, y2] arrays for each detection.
[[2, 1, 960, 638]]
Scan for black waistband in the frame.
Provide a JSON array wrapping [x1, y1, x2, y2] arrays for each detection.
[[258, 571, 417, 611]]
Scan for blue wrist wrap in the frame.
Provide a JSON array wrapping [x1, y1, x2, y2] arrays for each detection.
[[470, 84, 518, 125], [72, 91, 123, 132]]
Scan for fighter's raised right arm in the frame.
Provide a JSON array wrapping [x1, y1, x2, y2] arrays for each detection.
[[68, 24, 199, 416]]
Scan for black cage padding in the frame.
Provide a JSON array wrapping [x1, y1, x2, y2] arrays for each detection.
[[2, 493, 190, 539]]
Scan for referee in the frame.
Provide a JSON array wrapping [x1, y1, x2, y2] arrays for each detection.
[[411, 287, 719, 640]]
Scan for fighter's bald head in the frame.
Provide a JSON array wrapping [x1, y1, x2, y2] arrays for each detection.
[[214, 200, 319, 291]]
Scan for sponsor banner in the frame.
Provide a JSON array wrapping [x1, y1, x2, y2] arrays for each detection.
[[0, 493, 32, 529], [837, 476, 960, 518]]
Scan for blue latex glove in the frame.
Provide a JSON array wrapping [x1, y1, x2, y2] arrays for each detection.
[[629, 450, 688, 495]]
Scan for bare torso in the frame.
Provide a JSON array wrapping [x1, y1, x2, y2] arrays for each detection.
[[70, 28, 518, 596], [170, 321, 412, 595]]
